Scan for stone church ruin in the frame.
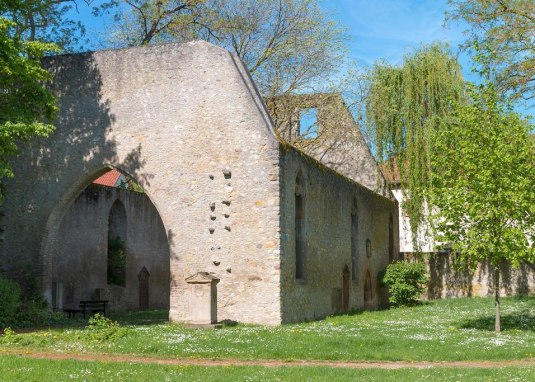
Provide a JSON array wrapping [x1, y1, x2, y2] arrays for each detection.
[[0, 41, 398, 325]]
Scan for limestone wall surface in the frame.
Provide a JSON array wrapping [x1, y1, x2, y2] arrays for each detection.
[[54, 184, 170, 311], [402, 253, 535, 299], [279, 148, 399, 323], [0, 41, 282, 325], [267, 94, 389, 197]]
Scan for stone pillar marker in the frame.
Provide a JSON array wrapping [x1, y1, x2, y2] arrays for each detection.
[[185, 272, 221, 328]]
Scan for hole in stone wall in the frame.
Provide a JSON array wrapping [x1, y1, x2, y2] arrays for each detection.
[[298, 108, 318, 139]]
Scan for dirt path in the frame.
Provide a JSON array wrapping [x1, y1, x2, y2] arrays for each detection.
[[1, 349, 535, 369]]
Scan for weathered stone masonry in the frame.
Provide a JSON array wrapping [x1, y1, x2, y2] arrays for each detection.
[[55, 184, 170, 311], [0, 41, 398, 324]]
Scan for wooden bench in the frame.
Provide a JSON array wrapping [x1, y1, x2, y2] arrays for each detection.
[[80, 300, 108, 318], [64, 300, 108, 319]]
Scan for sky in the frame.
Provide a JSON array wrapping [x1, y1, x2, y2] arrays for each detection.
[[68, 0, 529, 115], [324, 0, 466, 66], [71, 0, 472, 76]]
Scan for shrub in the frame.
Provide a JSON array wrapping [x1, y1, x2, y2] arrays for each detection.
[[382, 261, 428, 307], [0, 275, 53, 329], [86, 313, 129, 341], [0, 276, 22, 328]]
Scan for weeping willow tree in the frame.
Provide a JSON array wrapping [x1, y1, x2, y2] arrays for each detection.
[[366, 43, 465, 245]]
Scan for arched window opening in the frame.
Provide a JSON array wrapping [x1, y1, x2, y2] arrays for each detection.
[[108, 200, 127, 287], [389, 214, 394, 262], [295, 173, 305, 279], [366, 239, 372, 258], [351, 198, 358, 281], [364, 269, 373, 305]]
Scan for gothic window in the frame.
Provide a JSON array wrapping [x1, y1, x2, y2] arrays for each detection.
[[108, 200, 127, 286], [295, 173, 305, 279], [351, 198, 358, 281], [366, 239, 372, 258]]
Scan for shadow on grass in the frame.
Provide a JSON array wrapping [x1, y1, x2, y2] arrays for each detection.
[[457, 310, 535, 331], [104, 309, 169, 326], [38, 309, 170, 331]]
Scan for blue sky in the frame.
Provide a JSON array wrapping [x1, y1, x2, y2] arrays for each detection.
[[324, 0, 466, 66], [72, 0, 470, 73], [68, 0, 529, 114]]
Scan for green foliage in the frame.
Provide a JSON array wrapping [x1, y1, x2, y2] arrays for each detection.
[[107, 236, 126, 286], [2, 298, 535, 362], [0, 0, 88, 51], [86, 313, 129, 342], [0, 16, 57, 202], [430, 83, 535, 269], [0, 276, 23, 328], [447, 0, 535, 102], [366, 43, 465, 243], [0, 275, 52, 329], [1, 355, 535, 381], [381, 261, 428, 307]]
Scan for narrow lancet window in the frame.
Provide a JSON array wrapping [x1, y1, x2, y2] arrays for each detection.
[[351, 199, 358, 281], [295, 174, 305, 279], [108, 200, 127, 286]]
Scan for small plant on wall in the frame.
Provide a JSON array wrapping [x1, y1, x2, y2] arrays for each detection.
[[381, 260, 428, 307], [107, 236, 126, 287]]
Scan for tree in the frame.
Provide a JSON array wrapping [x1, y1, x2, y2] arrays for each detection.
[[96, 0, 205, 47], [447, 0, 535, 102], [430, 82, 535, 332], [0, 17, 57, 202], [192, 0, 347, 97], [366, 43, 465, 239], [100, 0, 348, 97], [1, 0, 90, 51]]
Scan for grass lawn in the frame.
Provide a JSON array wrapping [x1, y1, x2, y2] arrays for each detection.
[[1, 296, 534, 362], [1, 355, 535, 382]]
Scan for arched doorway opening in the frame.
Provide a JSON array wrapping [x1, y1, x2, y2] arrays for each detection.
[[46, 167, 170, 313]]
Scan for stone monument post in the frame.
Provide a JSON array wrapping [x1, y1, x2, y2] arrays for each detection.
[[185, 272, 221, 328]]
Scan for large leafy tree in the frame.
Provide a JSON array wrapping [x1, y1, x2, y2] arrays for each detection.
[[447, 0, 535, 102], [430, 83, 535, 332], [0, 16, 58, 202], [366, 43, 465, 238]]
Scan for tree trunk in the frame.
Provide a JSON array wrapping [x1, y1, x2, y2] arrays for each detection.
[[495, 267, 501, 333]]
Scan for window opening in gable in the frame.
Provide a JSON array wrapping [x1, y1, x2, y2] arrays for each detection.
[[298, 108, 318, 139]]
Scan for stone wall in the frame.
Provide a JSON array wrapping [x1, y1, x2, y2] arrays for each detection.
[[267, 94, 389, 197], [0, 41, 283, 325], [53, 184, 169, 311], [403, 253, 535, 299], [279, 148, 399, 323]]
